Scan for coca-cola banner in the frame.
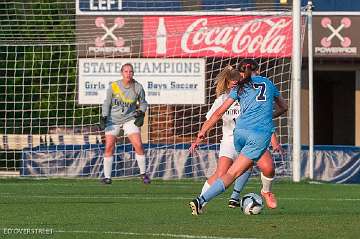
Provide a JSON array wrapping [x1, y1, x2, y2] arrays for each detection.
[[143, 16, 293, 57]]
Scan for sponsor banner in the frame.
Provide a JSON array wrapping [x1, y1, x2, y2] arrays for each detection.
[[76, 16, 141, 57], [314, 16, 359, 56], [78, 58, 205, 105], [143, 16, 293, 57], [312, 16, 359, 57]]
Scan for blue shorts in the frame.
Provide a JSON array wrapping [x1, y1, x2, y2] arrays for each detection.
[[233, 129, 272, 161]]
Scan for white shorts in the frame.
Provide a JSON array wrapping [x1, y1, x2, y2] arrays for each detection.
[[219, 139, 239, 160], [105, 119, 140, 137]]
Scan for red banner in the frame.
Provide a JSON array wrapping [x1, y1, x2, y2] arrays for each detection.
[[143, 16, 293, 57]]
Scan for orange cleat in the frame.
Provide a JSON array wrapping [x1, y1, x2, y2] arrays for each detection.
[[261, 190, 277, 209]]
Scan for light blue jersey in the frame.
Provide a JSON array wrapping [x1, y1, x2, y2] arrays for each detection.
[[229, 75, 280, 160], [229, 75, 280, 133]]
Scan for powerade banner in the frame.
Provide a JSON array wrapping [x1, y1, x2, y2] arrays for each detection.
[[143, 16, 293, 57], [76, 16, 142, 57], [309, 16, 360, 57]]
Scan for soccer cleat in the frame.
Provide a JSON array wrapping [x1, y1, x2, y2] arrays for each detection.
[[261, 190, 277, 209], [101, 178, 112, 185], [228, 198, 240, 208], [189, 198, 202, 216], [141, 173, 151, 184]]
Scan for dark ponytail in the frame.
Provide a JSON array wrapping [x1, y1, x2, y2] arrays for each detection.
[[237, 59, 259, 95], [238, 59, 259, 73], [243, 64, 253, 80]]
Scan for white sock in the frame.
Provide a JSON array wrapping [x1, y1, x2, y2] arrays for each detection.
[[103, 156, 113, 179], [200, 181, 211, 207], [200, 181, 210, 196], [135, 154, 146, 174], [261, 172, 274, 193]]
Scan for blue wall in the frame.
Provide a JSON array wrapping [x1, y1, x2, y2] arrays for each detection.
[[302, 0, 360, 11], [79, 0, 360, 12]]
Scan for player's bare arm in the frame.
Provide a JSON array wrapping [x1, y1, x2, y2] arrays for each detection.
[[198, 97, 234, 138], [189, 97, 235, 153]]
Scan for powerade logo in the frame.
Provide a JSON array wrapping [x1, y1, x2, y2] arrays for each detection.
[[315, 17, 357, 56], [88, 17, 131, 54]]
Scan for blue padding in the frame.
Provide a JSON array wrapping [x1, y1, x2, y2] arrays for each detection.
[[25, 143, 220, 152], [24, 143, 360, 152], [301, 145, 360, 151]]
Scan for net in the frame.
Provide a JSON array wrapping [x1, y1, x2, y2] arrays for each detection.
[[0, 1, 306, 179]]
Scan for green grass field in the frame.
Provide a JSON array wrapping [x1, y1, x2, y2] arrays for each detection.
[[0, 178, 359, 239]]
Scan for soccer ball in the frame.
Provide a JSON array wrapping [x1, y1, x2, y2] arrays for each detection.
[[240, 193, 264, 215]]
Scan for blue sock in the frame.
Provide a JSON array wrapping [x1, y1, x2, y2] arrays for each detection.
[[230, 170, 251, 201], [198, 179, 225, 205]]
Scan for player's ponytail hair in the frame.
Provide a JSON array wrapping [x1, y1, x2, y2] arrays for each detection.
[[237, 59, 259, 95], [238, 58, 259, 76], [215, 65, 233, 97]]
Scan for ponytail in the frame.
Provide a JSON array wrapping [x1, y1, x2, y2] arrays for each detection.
[[238, 59, 259, 73], [243, 64, 253, 79], [237, 59, 259, 95], [215, 65, 233, 97]]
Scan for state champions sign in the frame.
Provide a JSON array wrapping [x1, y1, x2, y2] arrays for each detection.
[[78, 58, 205, 105]]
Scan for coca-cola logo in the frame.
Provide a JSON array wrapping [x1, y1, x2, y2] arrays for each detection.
[[181, 18, 292, 54], [143, 16, 293, 57]]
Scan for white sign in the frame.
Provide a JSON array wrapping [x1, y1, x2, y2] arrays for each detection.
[[78, 58, 205, 105]]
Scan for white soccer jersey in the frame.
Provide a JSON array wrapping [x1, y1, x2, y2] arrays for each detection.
[[206, 93, 241, 140]]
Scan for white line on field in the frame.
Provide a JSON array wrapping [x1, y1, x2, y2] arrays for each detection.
[[1, 194, 193, 200], [0, 194, 359, 201], [55, 229, 256, 239]]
